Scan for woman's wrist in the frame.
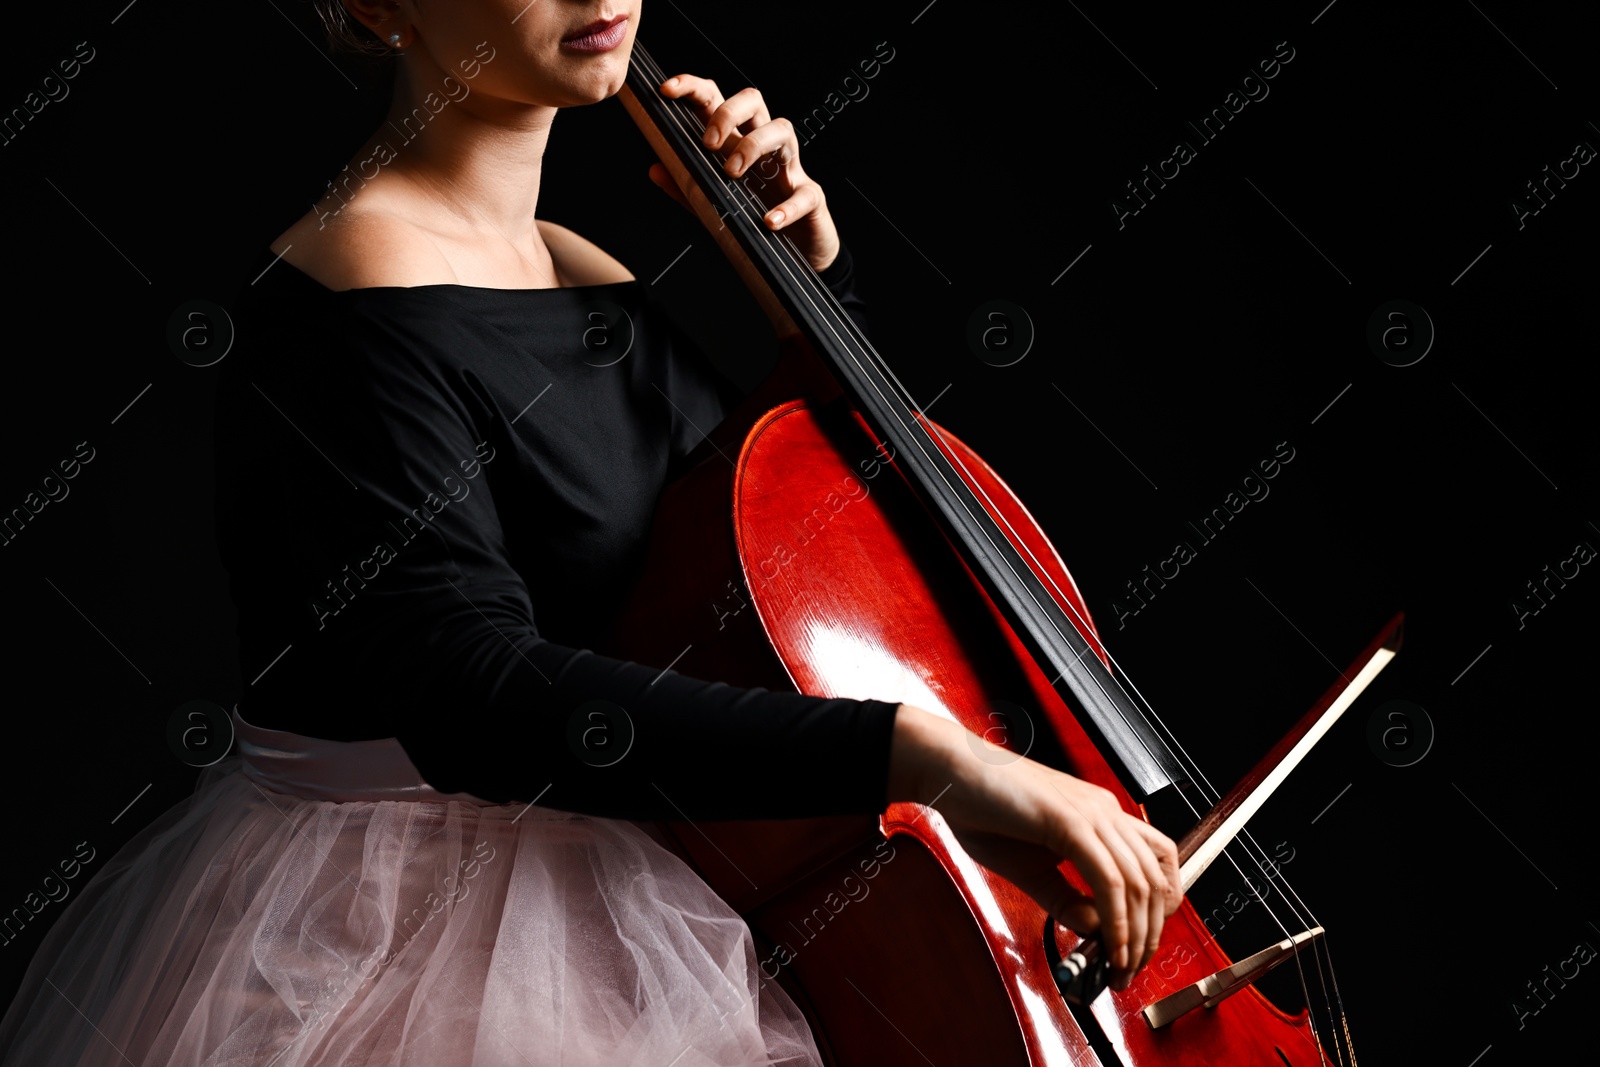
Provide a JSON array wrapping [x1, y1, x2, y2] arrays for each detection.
[[886, 703, 966, 805]]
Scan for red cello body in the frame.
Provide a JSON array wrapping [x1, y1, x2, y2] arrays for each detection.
[[607, 342, 1330, 1066]]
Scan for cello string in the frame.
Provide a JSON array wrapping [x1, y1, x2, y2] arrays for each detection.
[[1309, 938, 1346, 1067], [635, 49, 1348, 1044], [1321, 936, 1357, 1066]]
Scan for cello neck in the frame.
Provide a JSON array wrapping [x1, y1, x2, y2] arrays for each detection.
[[618, 42, 1185, 800]]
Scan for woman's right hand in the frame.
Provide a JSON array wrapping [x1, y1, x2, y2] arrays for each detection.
[[887, 703, 1182, 991]]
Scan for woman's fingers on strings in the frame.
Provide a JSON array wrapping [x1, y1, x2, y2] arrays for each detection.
[[660, 74, 729, 149], [706, 86, 772, 146], [659, 75, 762, 141], [723, 117, 796, 179], [660, 77, 778, 161], [653, 74, 836, 267], [764, 178, 821, 230], [660, 73, 724, 117]]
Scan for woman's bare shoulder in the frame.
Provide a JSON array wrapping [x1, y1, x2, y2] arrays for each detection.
[[270, 209, 461, 292], [267, 211, 634, 291], [536, 220, 635, 286]]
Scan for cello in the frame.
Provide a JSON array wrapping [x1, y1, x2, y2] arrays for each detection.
[[605, 41, 1401, 1066]]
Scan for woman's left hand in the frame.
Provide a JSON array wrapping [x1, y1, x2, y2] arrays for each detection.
[[651, 74, 841, 273]]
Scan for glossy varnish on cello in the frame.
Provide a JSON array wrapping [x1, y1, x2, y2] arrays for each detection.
[[605, 42, 1399, 1066]]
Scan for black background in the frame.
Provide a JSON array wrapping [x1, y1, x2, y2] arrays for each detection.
[[3, 1, 1596, 1062]]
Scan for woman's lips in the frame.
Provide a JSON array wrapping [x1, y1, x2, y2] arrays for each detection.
[[562, 15, 628, 53]]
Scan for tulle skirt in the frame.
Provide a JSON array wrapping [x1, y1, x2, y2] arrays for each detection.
[[0, 709, 822, 1066]]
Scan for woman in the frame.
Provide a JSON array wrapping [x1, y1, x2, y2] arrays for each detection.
[[0, 2, 1180, 1063]]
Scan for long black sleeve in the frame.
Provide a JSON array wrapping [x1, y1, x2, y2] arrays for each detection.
[[215, 245, 900, 820]]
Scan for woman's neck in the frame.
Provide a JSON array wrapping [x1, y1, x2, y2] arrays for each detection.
[[352, 58, 558, 251]]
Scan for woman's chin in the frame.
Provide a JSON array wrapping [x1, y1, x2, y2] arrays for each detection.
[[552, 73, 631, 108]]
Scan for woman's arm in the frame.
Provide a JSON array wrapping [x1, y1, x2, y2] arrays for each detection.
[[216, 274, 902, 823], [888, 703, 1182, 993]]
